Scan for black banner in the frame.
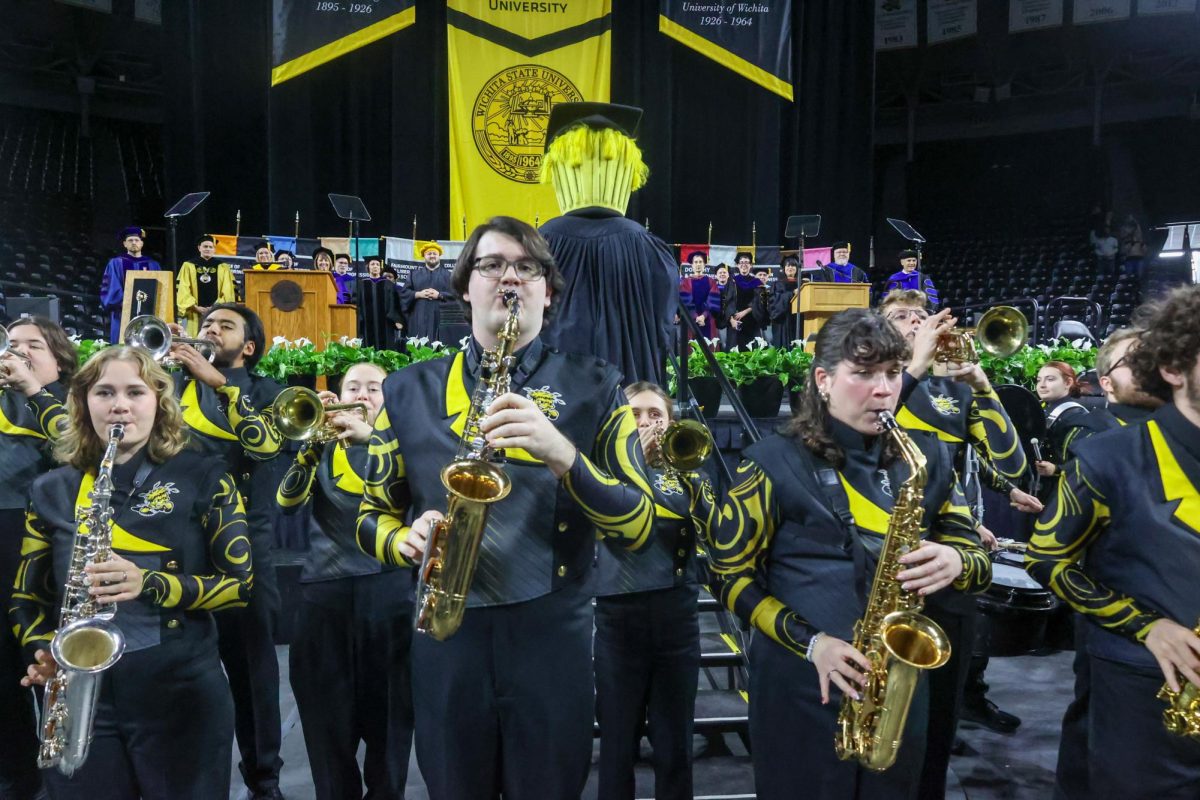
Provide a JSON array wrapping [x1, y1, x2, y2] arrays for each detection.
[[658, 1, 792, 101], [271, 0, 416, 86]]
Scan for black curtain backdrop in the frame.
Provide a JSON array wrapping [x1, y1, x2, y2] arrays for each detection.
[[162, 1, 875, 255]]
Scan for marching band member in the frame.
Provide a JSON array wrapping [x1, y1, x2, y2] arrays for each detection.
[[11, 346, 252, 799], [693, 308, 990, 800], [594, 381, 704, 800], [277, 362, 414, 799], [168, 304, 285, 800], [880, 290, 1035, 794], [358, 216, 656, 800], [1051, 327, 1163, 800], [1033, 361, 1108, 482], [1026, 285, 1200, 799], [0, 318, 75, 800]]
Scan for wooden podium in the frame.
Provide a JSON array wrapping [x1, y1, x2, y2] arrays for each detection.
[[792, 282, 872, 347], [120, 270, 174, 340], [243, 270, 356, 347]]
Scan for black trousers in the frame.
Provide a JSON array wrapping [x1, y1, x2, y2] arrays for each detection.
[[916, 602, 977, 800], [1054, 621, 1091, 800], [411, 580, 594, 800], [749, 632, 929, 800], [594, 584, 700, 800], [43, 629, 233, 800], [1089, 654, 1200, 800], [289, 571, 415, 800], [0, 507, 42, 800], [218, 539, 283, 794]]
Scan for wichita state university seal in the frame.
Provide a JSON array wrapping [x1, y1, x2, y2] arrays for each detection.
[[473, 64, 583, 183]]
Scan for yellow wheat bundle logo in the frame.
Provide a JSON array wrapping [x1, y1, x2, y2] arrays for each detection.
[[133, 481, 179, 517], [472, 64, 583, 184]]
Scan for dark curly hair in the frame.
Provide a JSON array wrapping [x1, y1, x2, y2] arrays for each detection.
[[450, 216, 566, 325], [780, 308, 910, 468], [1127, 284, 1200, 403]]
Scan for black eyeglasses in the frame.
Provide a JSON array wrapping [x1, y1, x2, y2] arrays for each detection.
[[1102, 353, 1128, 377], [472, 256, 545, 281]]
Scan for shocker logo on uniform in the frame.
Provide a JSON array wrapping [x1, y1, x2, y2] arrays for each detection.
[[878, 470, 894, 498], [523, 386, 566, 421], [931, 393, 960, 416], [655, 472, 684, 497], [132, 482, 179, 517]]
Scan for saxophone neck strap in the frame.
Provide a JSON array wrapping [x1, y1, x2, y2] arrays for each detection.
[[789, 441, 869, 606]]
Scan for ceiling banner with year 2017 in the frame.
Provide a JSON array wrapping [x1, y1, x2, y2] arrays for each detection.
[[446, 0, 612, 232], [658, 1, 793, 101]]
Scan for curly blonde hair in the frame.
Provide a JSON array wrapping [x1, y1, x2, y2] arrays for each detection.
[[55, 346, 187, 471]]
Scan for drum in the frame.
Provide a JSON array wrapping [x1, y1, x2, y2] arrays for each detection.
[[975, 560, 1060, 657]]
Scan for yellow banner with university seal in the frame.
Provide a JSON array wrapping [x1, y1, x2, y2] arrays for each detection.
[[447, 0, 611, 233]]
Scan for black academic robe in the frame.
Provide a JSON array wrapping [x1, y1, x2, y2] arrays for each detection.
[[397, 266, 454, 342], [769, 278, 800, 345], [358, 277, 403, 350], [540, 210, 678, 385]]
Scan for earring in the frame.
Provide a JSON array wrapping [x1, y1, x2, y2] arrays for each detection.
[[819, 389, 830, 403]]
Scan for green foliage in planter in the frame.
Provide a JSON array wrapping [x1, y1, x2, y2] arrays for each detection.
[[979, 340, 1097, 390], [74, 338, 110, 365], [256, 339, 322, 382], [710, 339, 788, 388]]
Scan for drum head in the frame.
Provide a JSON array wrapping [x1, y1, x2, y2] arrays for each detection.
[[995, 383, 1046, 464], [990, 562, 1044, 592]]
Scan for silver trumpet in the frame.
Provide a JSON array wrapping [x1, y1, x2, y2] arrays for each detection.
[[123, 315, 216, 367]]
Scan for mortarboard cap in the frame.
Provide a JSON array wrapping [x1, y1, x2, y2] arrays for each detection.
[[254, 240, 273, 254], [545, 102, 643, 149], [686, 250, 707, 263], [196, 234, 215, 246], [830, 240, 852, 252], [311, 246, 335, 261], [898, 249, 917, 260], [120, 226, 145, 241]]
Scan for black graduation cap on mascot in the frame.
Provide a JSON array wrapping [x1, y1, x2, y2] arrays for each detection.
[[541, 102, 648, 215]]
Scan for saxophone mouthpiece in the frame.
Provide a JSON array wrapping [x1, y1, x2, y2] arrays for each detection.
[[500, 290, 519, 308], [107, 423, 126, 440]]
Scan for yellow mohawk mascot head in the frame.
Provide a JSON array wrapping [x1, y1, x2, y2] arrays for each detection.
[[540, 102, 649, 216]]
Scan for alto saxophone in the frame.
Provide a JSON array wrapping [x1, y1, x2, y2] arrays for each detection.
[[414, 291, 519, 640], [834, 411, 952, 771], [1157, 618, 1200, 740], [38, 424, 128, 776]]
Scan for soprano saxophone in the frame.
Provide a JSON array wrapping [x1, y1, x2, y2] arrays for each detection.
[[414, 291, 519, 640], [38, 424, 128, 776], [834, 411, 951, 771]]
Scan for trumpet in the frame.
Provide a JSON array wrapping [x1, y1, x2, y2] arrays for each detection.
[[936, 306, 1028, 363], [271, 386, 367, 446], [0, 324, 32, 382], [652, 419, 714, 475], [123, 316, 217, 367]]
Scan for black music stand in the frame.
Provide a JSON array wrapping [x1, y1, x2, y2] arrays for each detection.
[[329, 194, 372, 327], [164, 192, 210, 272], [886, 217, 928, 272], [784, 214, 821, 343]]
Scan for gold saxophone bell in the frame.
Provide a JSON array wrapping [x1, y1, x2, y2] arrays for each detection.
[[123, 315, 217, 366], [1158, 618, 1200, 740], [271, 386, 368, 445], [655, 419, 714, 473], [936, 305, 1028, 363]]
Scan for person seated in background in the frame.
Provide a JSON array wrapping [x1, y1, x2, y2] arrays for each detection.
[[275, 250, 295, 269], [250, 240, 280, 270], [311, 247, 335, 272], [812, 240, 868, 284]]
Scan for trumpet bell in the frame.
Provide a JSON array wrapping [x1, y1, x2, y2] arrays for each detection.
[[271, 385, 368, 444], [123, 316, 172, 361], [936, 305, 1028, 363], [658, 419, 714, 472]]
